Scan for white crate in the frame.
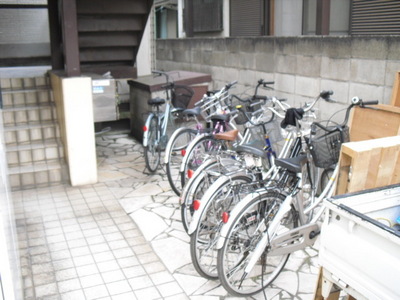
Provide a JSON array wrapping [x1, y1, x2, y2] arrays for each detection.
[[320, 184, 400, 300]]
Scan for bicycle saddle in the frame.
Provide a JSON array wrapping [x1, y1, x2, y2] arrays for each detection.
[[214, 129, 239, 141], [275, 155, 308, 173], [183, 106, 201, 116], [148, 97, 165, 106], [210, 114, 230, 122], [234, 142, 267, 158]]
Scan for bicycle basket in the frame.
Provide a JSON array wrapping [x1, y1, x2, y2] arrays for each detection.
[[307, 124, 349, 169], [171, 85, 194, 109], [234, 108, 249, 125], [199, 90, 230, 121]]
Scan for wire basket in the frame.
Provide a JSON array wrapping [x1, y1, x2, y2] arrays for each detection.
[[198, 90, 230, 122], [171, 85, 194, 109], [307, 125, 349, 169]]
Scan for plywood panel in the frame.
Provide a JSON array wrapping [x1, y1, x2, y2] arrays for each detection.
[[349, 104, 400, 142], [336, 136, 400, 195]]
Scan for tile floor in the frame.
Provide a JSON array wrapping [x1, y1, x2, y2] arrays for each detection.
[[13, 131, 322, 300]]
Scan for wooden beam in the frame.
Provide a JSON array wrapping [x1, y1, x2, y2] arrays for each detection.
[[47, 0, 63, 70], [60, 0, 81, 76]]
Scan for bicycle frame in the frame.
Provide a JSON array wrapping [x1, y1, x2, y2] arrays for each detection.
[[143, 101, 173, 147]]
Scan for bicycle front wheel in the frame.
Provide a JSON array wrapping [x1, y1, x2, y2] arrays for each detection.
[[217, 191, 297, 296], [166, 127, 198, 196], [144, 115, 161, 172]]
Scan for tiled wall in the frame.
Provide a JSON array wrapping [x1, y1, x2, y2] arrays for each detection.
[[0, 109, 23, 299]]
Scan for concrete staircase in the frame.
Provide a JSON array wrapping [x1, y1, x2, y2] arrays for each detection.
[[1, 76, 69, 190]]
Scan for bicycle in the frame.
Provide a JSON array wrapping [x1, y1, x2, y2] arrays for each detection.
[[215, 96, 379, 296], [164, 82, 238, 196], [187, 91, 323, 280], [179, 80, 280, 192], [143, 70, 195, 172], [180, 93, 292, 234]]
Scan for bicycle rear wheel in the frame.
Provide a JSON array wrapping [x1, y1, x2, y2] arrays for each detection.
[[180, 135, 227, 188], [217, 191, 297, 296], [144, 115, 161, 172], [190, 174, 252, 279], [166, 127, 198, 196]]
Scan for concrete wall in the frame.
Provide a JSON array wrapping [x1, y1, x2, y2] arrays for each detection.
[[155, 36, 400, 121]]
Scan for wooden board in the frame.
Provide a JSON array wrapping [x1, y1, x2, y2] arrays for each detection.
[[336, 136, 400, 195], [349, 104, 400, 142], [391, 71, 400, 107]]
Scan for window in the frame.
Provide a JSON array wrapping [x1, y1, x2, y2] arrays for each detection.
[[303, 0, 350, 35]]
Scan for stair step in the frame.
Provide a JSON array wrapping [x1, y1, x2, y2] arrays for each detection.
[[8, 160, 69, 191], [3, 121, 60, 145], [1, 76, 49, 90], [2, 103, 57, 126], [2, 75, 70, 191], [2, 88, 53, 107], [6, 139, 64, 167]]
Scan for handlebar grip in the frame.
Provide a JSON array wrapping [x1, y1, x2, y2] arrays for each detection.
[[226, 80, 238, 89], [362, 100, 379, 106], [320, 90, 334, 100], [263, 81, 275, 85]]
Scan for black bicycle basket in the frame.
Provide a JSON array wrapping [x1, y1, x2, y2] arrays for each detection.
[[307, 124, 349, 169], [171, 85, 194, 109], [234, 102, 262, 125]]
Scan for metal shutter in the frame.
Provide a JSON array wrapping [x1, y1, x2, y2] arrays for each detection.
[[193, 0, 223, 33], [230, 0, 262, 36], [351, 0, 400, 35]]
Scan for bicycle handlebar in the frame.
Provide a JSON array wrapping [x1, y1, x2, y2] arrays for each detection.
[[311, 98, 379, 133]]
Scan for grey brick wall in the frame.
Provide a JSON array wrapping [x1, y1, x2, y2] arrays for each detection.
[[156, 36, 400, 121]]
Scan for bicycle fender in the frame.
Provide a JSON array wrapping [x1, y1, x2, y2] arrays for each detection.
[[215, 189, 273, 249], [179, 133, 211, 173], [142, 113, 156, 147], [188, 172, 248, 235], [180, 158, 218, 203]]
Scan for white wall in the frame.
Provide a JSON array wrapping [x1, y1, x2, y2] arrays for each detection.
[[0, 109, 23, 300], [137, 11, 154, 76]]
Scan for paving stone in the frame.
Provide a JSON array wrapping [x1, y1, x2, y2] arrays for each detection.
[[131, 209, 168, 241]]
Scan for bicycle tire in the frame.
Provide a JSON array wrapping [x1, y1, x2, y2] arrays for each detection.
[[190, 174, 252, 279], [180, 135, 227, 188], [165, 127, 198, 196], [144, 115, 161, 172], [217, 190, 297, 296], [180, 158, 220, 233]]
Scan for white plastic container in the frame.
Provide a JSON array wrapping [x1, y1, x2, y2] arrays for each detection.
[[320, 184, 400, 300]]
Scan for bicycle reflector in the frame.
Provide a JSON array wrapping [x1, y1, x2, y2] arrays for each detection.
[[222, 212, 229, 223], [181, 149, 186, 157], [187, 169, 194, 179], [143, 125, 148, 132], [193, 200, 201, 211]]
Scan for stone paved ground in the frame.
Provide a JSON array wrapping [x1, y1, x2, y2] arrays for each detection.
[[14, 130, 322, 300]]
